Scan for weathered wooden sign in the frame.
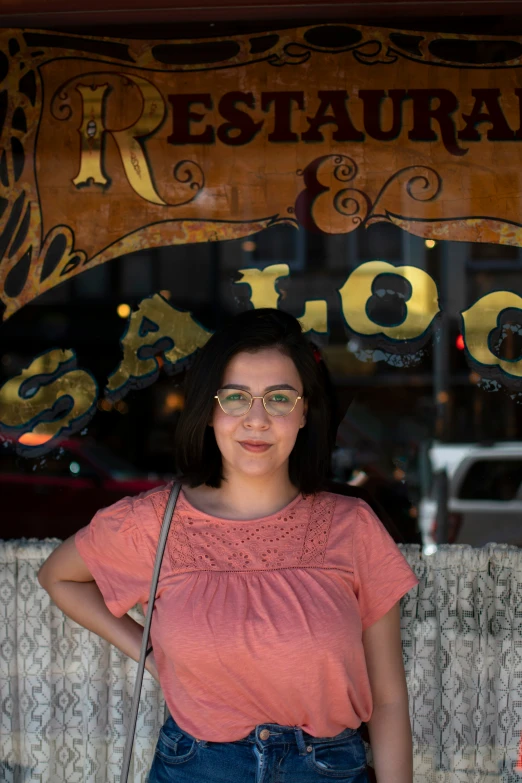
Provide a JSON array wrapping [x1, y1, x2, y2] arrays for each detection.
[[2, 24, 522, 319]]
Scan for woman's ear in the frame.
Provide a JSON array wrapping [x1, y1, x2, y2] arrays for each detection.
[[207, 398, 218, 428], [300, 399, 308, 428]]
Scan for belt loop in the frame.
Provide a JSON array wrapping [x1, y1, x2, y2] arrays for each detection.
[[293, 726, 309, 756]]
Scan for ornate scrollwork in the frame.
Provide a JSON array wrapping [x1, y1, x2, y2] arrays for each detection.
[[50, 88, 73, 121], [172, 159, 205, 201], [331, 155, 357, 182], [268, 43, 311, 67], [295, 156, 442, 234], [404, 167, 442, 203], [367, 166, 442, 225], [333, 190, 370, 226], [330, 156, 371, 226], [352, 40, 398, 65]]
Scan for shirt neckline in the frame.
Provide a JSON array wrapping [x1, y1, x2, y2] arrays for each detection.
[[178, 487, 307, 523]]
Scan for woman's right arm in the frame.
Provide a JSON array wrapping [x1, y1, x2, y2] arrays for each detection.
[[37, 536, 159, 681]]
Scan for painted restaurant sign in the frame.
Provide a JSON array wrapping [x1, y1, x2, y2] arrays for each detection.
[[1, 23, 522, 453]]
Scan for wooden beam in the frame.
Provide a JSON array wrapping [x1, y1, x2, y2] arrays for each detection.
[[3, 0, 522, 27]]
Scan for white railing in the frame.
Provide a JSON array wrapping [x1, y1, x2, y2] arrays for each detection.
[[1, 539, 522, 782]]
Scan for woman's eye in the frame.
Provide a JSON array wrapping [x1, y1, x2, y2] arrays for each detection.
[[225, 391, 249, 401], [269, 393, 289, 403]]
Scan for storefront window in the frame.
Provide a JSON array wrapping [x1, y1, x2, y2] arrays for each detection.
[[0, 21, 521, 553]]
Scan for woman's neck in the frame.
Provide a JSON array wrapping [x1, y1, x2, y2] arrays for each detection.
[[183, 471, 301, 521]]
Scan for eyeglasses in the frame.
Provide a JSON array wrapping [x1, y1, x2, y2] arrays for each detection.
[[214, 388, 303, 417]]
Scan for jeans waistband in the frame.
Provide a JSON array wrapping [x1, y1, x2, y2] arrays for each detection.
[[238, 722, 358, 748], [168, 716, 358, 752]]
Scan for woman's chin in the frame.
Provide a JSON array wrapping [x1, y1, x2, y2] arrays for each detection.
[[227, 458, 281, 480], [239, 465, 274, 479]]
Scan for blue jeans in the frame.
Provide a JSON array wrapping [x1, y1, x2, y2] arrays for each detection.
[[147, 714, 369, 782]]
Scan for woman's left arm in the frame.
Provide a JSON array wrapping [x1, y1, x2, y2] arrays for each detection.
[[363, 601, 414, 783]]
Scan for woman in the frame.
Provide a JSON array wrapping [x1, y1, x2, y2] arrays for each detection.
[[38, 308, 419, 783]]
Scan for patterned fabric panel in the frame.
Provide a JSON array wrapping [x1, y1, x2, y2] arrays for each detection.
[[2, 540, 522, 782]]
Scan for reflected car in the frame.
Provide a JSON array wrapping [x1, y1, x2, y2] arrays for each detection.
[[419, 442, 522, 551], [0, 436, 174, 540]]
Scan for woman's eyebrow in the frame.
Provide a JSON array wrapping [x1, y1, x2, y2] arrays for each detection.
[[220, 383, 299, 392]]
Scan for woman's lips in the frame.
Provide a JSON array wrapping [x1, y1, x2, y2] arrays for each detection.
[[238, 441, 272, 453]]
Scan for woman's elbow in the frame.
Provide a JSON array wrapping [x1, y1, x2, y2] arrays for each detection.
[[37, 558, 55, 591], [37, 534, 92, 591]]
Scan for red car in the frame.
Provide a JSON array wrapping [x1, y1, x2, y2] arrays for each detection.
[[0, 436, 173, 540]]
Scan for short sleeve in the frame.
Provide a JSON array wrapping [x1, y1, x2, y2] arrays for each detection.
[[75, 495, 155, 618], [352, 499, 419, 631]]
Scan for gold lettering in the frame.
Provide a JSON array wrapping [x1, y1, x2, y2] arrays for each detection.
[[297, 300, 328, 334], [73, 84, 111, 187], [237, 264, 290, 309], [461, 290, 522, 378], [237, 264, 327, 332], [74, 74, 168, 204], [338, 260, 440, 340], [111, 75, 168, 205], [106, 294, 212, 397], [0, 349, 97, 453]]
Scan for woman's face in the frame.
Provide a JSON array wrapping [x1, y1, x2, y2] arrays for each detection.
[[210, 347, 308, 483]]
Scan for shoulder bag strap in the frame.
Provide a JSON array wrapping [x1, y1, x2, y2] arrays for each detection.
[[120, 480, 182, 783]]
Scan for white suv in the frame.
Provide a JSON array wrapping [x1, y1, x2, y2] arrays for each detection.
[[418, 442, 522, 553]]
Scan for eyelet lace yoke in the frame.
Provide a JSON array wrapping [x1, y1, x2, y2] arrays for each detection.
[[150, 491, 337, 572]]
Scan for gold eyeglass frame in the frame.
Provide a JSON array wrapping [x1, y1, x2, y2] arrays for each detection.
[[214, 389, 303, 417]]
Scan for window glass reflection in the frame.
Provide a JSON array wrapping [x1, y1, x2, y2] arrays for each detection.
[[1, 223, 521, 550]]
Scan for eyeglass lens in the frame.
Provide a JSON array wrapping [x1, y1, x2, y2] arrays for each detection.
[[216, 389, 299, 416]]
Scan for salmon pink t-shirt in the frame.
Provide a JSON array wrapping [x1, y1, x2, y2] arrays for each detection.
[[75, 482, 419, 743]]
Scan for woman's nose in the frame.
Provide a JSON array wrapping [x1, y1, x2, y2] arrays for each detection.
[[243, 398, 270, 427]]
